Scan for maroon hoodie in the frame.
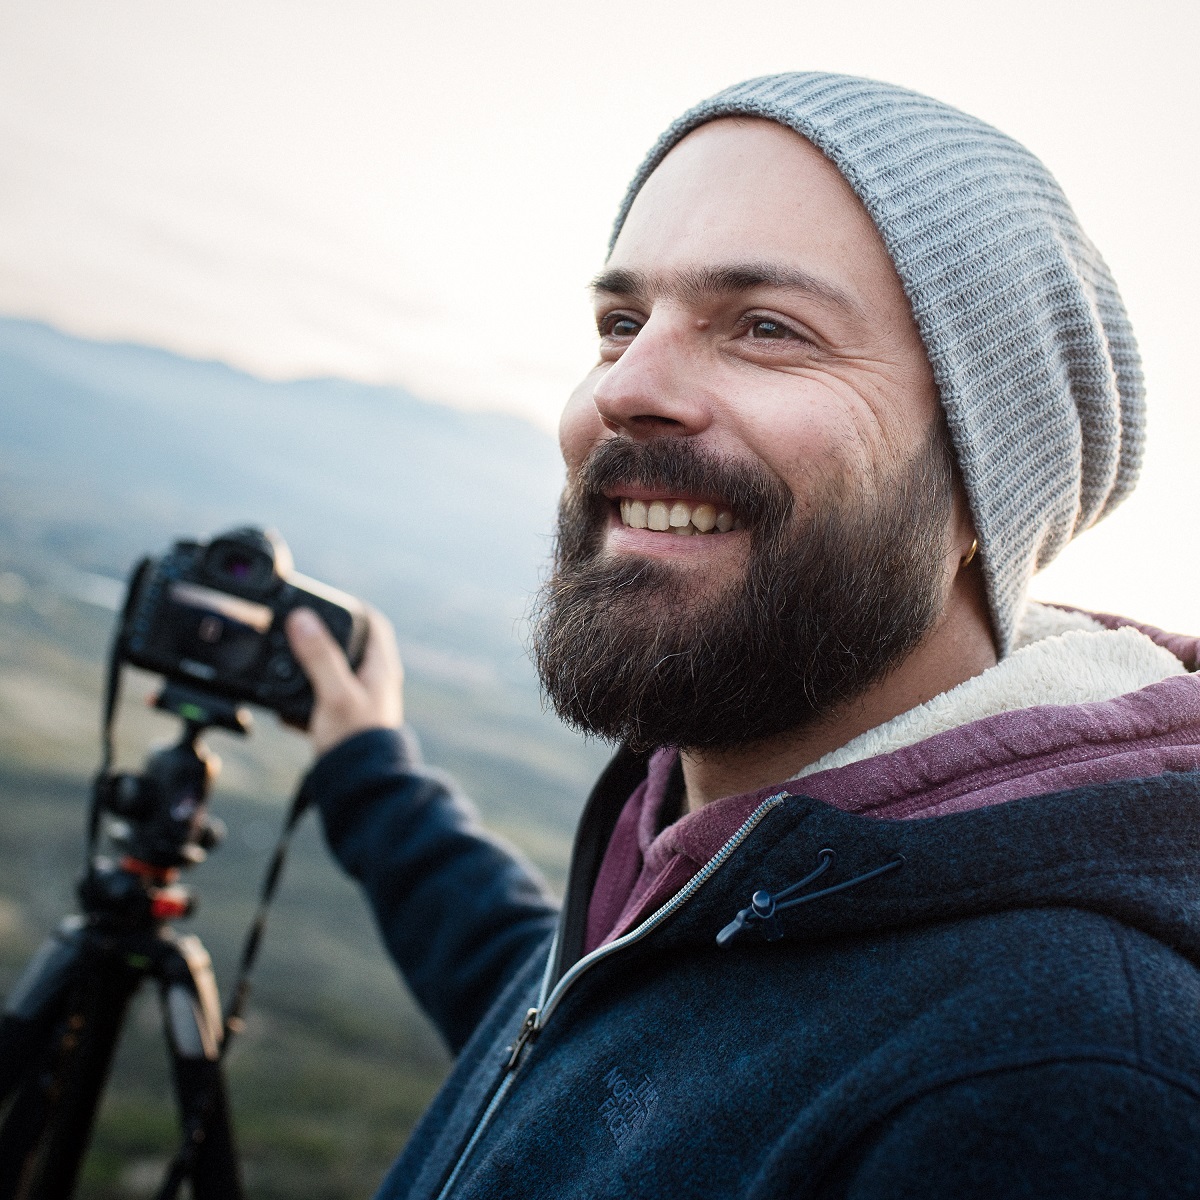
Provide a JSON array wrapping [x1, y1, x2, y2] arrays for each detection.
[[584, 612, 1200, 954]]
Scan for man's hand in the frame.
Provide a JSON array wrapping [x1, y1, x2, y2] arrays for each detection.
[[285, 606, 404, 756]]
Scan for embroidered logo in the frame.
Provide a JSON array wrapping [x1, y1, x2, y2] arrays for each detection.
[[598, 1066, 659, 1147]]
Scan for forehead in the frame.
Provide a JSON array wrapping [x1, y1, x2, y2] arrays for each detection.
[[607, 118, 903, 313]]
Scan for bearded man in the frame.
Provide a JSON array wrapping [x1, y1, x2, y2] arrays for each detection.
[[286, 73, 1200, 1198]]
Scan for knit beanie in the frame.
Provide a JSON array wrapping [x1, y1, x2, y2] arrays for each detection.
[[610, 73, 1145, 656]]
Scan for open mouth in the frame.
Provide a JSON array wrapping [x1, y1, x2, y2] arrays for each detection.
[[616, 497, 745, 537]]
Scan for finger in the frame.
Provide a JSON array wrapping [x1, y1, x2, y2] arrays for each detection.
[[357, 608, 404, 723], [358, 609, 401, 685], [286, 608, 360, 701]]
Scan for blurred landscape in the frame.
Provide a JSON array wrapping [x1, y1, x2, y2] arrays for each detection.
[[0, 316, 609, 1197]]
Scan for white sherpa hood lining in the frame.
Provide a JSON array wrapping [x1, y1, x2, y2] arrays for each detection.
[[790, 603, 1186, 781]]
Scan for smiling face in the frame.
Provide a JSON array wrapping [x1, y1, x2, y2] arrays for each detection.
[[535, 117, 971, 752], [560, 116, 949, 571]]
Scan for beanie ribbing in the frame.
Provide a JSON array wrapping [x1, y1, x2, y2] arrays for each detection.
[[610, 73, 1145, 655]]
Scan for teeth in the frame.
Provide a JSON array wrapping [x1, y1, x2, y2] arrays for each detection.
[[617, 497, 741, 535]]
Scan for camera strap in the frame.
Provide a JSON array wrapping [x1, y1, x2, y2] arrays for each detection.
[[221, 784, 310, 1043], [86, 613, 127, 866], [88, 555, 151, 866]]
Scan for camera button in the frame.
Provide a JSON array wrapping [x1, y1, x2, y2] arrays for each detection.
[[268, 654, 297, 681]]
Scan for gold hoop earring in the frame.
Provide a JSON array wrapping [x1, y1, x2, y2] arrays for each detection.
[[961, 538, 978, 567]]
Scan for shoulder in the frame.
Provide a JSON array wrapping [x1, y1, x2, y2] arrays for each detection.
[[872, 901, 1200, 1082], [810, 1055, 1200, 1200], [824, 907, 1200, 1196]]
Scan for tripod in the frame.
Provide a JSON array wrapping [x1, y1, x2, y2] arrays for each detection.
[[0, 684, 251, 1200]]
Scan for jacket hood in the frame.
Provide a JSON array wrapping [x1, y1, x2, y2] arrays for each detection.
[[594, 772, 1200, 978]]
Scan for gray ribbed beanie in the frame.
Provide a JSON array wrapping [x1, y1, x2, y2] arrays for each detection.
[[611, 73, 1145, 655]]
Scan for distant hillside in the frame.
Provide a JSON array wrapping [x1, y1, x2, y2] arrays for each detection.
[[0, 316, 566, 679], [0, 317, 608, 1198]]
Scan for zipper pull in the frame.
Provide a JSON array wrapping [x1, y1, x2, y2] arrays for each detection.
[[505, 1007, 540, 1071]]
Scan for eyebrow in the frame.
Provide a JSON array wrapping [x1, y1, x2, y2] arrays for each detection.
[[589, 262, 863, 317]]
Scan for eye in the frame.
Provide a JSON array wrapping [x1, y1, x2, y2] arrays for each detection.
[[747, 317, 798, 340], [599, 313, 642, 339]]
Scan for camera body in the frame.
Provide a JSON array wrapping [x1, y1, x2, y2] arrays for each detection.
[[120, 527, 368, 726]]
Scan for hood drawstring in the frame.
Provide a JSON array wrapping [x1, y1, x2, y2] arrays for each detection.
[[716, 849, 905, 948]]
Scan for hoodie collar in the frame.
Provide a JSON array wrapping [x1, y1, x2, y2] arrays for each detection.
[[662, 778, 1200, 964]]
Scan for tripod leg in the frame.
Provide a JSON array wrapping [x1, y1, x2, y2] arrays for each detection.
[[0, 923, 141, 1200], [154, 934, 244, 1200], [0, 919, 87, 1103]]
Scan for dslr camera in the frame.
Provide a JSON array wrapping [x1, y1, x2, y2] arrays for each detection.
[[120, 526, 368, 726]]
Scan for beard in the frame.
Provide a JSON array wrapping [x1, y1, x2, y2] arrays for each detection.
[[530, 430, 955, 755]]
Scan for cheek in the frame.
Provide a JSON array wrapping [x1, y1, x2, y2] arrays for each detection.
[[559, 370, 607, 473], [730, 380, 870, 506]]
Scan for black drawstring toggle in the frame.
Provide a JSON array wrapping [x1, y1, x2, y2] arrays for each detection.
[[750, 890, 782, 941], [716, 848, 904, 948]]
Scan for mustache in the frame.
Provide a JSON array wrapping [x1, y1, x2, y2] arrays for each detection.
[[569, 437, 795, 532]]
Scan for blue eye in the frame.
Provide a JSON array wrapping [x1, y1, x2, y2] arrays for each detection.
[[602, 315, 641, 338], [748, 319, 793, 339]]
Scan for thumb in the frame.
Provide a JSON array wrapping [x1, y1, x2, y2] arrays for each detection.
[[286, 607, 358, 702]]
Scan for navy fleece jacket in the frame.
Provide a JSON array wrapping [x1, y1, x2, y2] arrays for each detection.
[[305, 728, 1200, 1199]]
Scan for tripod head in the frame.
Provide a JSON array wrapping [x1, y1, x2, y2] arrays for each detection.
[[80, 683, 250, 929]]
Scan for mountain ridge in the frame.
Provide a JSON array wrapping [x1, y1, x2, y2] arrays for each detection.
[[0, 313, 570, 683]]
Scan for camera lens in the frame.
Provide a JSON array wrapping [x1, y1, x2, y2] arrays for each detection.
[[201, 531, 278, 595], [222, 552, 254, 581]]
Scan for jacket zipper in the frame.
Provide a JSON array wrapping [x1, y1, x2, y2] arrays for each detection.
[[431, 792, 788, 1200]]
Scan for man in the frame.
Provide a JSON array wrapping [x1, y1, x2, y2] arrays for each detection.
[[287, 73, 1200, 1198]]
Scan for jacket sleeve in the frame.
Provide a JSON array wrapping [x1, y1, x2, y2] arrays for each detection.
[[301, 727, 560, 1053], [826, 1058, 1200, 1200]]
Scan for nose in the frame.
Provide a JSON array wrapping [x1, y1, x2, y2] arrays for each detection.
[[591, 314, 714, 439]]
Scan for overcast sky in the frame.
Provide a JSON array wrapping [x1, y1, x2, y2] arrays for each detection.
[[1, 0, 1197, 629]]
